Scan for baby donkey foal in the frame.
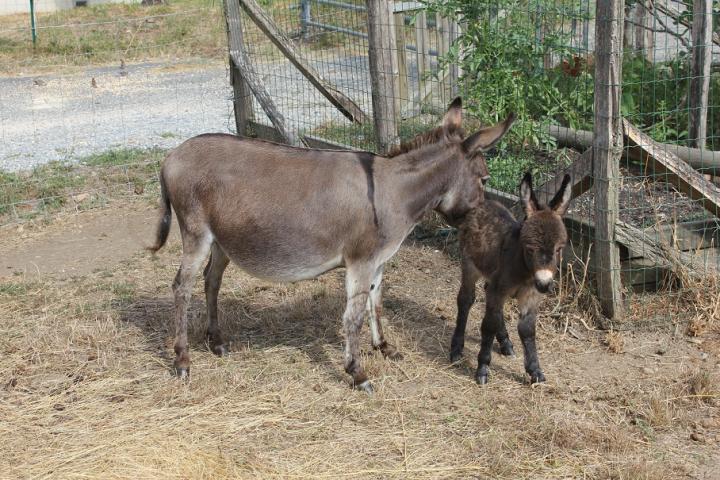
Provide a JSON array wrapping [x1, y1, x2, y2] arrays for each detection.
[[450, 172, 572, 384]]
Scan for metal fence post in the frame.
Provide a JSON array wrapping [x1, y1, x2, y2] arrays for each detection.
[[30, 0, 37, 46], [593, 0, 625, 320], [300, 0, 311, 40]]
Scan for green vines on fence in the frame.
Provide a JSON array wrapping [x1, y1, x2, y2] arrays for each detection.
[[425, 0, 720, 153]]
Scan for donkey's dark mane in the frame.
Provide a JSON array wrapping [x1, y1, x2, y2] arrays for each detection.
[[387, 125, 466, 158]]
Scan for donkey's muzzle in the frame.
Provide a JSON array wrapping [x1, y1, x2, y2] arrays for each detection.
[[534, 269, 554, 294]]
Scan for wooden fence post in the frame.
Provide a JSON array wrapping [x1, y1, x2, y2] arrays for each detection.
[[688, 0, 712, 149], [593, 0, 625, 320], [224, 0, 254, 137], [366, 0, 399, 153]]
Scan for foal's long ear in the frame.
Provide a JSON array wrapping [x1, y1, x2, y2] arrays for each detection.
[[549, 174, 572, 215], [442, 97, 463, 131], [519, 171, 540, 217], [462, 112, 516, 154]]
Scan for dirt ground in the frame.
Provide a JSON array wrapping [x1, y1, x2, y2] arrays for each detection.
[[0, 203, 719, 479]]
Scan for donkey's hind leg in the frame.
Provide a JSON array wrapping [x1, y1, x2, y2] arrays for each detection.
[[343, 263, 374, 393], [367, 264, 402, 360], [450, 258, 480, 363], [204, 242, 230, 356], [476, 287, 506, 384], [172, 230, 213, 379]]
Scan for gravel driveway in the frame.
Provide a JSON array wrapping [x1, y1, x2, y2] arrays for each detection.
[[0, 56, 373, 172]]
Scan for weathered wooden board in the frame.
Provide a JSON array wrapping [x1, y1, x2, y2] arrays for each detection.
[[366, 0, 400, 153], [593, 0, 625, 318], [224, 0, 254, 136], [229, 50, 303, 146], [624, 119, 720, 217], [238, 0, 368, 124], [688, 0, 712, 148]]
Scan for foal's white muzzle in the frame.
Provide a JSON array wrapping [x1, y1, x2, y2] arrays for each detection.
[[534, 269, 554, 293]]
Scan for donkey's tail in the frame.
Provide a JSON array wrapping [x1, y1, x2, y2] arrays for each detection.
[[147, 168, 172, 253]]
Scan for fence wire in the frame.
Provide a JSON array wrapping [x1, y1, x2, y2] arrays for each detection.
[[0, 0, 233, 225]]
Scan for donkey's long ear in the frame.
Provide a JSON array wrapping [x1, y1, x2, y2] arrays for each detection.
[[462, 112, 516, 154], [549, 174, 572, 215], [442, 97, 463, 131], [520, 171, 540, 217]]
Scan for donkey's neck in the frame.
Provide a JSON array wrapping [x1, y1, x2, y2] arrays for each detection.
[[385, 145, 460, 223]]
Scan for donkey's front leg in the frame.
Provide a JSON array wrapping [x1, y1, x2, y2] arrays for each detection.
[[367, 265, 402, 360], [476, 288, 505, 384], [517, 287, 545, 383], [450, 258, 480, 363], [343, 264, 374, 393]]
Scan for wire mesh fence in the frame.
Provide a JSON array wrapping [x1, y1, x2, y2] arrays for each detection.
[[1, 0, 719, 318], [0, 0, 233, 225]]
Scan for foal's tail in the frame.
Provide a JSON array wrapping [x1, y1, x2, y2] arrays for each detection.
[[147, 168, 172, 253]]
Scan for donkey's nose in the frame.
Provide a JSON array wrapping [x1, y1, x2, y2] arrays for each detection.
[[534, 269, 554, 294]]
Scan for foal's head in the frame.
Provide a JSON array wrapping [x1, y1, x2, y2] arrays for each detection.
[[519, 172, 572, 293], [391, 98, 515, 225]]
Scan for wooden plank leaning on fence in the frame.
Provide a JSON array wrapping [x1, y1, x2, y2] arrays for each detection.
[[624, 120, 720, 217], [224, 0, 254, 136], [226, 0, 302, 146], [593, 0, 624, 319], [238, 0, 368, 124]]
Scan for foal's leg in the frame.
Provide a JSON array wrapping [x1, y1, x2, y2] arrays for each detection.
[[203, 242, 230, 356], [172, 230, 212, 378], [495, 322, 516, 357], [343, 263, 374, 393], [367, 265, 402, 360], [516, 287, 545, 383], [475, 287, 506, 385], [450, 258, 480, 363]]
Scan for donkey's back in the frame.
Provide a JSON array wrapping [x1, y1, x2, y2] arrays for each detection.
[[458, 199, 520, 279], [155, 134, 375, 282]]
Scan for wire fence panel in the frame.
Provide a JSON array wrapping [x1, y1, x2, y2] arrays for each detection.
[[0, 0, 234, 225]]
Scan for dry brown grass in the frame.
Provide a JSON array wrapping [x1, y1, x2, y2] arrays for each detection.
[[1, 206, 720, 478]]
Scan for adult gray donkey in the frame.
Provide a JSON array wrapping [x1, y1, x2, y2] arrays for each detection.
[[148, 98, 514, 392]]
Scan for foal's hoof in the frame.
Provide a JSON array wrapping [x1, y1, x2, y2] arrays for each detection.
[[449, 350, 463, 364], [355, 380, 374, 394], [530, 371, 546, 384], [498, 341, 516, 357], [475, 373, 489, 385]]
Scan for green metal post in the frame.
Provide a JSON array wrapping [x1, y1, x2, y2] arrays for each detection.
[[30, 0, 37, 46]]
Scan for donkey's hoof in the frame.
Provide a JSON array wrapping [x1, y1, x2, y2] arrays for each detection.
[[212, 344, 229, 357], [355, 380, 374, 394], [173, 366, 190, 380], [382, 346, 403, 361], [475, 373, 489, 385], [530, 371, 546, 384]]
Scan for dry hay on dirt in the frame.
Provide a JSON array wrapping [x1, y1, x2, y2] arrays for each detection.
[[1, 206, 719, 479]]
